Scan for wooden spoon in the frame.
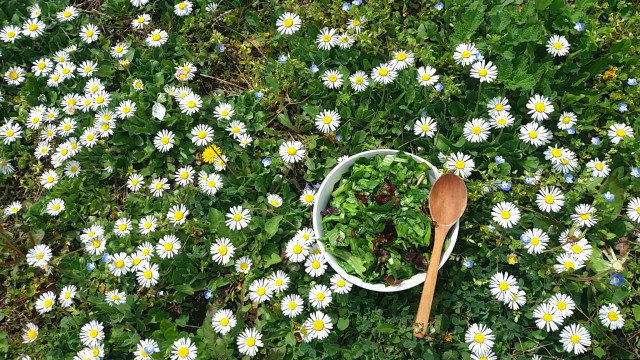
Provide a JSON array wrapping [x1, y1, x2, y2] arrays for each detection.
[[413, 173, 468, 338]]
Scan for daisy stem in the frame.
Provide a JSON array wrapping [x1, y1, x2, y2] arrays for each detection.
[[473, 81, 482, 116], [211, 147, 237, 177]]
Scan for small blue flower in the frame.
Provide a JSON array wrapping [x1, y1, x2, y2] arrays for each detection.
[[352, 0, 362, 5], [204, 290, 212, 299], [144, 346, 156, 355], [567, 127, 575, 135], [278, 55, 288, 63], [628, 78, 637, 86], [475, 52, 484, 62], [262, 157, 271, 167], [101, 253, 111, 263], [309, 64, 319, 73], [609, 274, 623, 287], [87, 262, 95, 271], [604, 192, 615, 201], [335, 134, 343, 141], [157, 291, 164, 296], [591, 137, 601, 145], [313, 183, 321, 190], [631, 167, 640, 178], [421, 110, 428, 117], [435, 2, 444, 11], [342, 2, 351, 11], [255, 91, 264, 99], [434, 83, 443, 91], [618, 103, 628, 113], [500, 181, 511, 191], [463, 259, 473, 268], [574, 22, 585, 32], [495, 156, 505, 164], [487, 224, 496, 231], [216, 43, 226, 52], [564, 174, 574, 184], [524, 176, 534, 184], [520, 235, 531, 245]]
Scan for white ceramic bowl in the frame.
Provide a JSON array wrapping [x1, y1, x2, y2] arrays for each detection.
[[312, 149, 460, 292]]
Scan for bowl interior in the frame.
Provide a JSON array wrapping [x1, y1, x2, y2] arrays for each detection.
[[312, 149, 460, 292]]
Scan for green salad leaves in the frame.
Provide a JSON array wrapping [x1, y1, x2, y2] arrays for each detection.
[[320, 153, 433, 285]]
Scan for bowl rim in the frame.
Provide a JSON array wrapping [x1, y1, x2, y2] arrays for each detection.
[[311, 149, 460, 292]]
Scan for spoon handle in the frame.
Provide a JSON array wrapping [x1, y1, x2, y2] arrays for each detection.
[[413, 223, 450, 338]]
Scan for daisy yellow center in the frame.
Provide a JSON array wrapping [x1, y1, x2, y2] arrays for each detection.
[[455, 160, 465, 169], [93, 349, 99, 357], [543, 313, 552, 322], [164, 243, 173, 251], [86, 30, 93, 37], [143, 249, 150, 255], [27, 330, 37, 339], [293, 245, 302, 254], [36, 253, 44, 259], [29, 24, 38, 31], [500, 210, 510, 219], [54, 75, 61, 81], [47, 176, 54, 183], [329, 75, 337, 82], [7, 31, 15, 37], [89, 329, 98, 338], [531, 237, 539, 245], [64, 11, 71, 17], [284, 18, 293, 27], [595, 163, 603, 170], [472, 126, 481, 135], [179, 3, 187, 9], [544, 195, 555, 204], [495, 104, 503, 111], [535, 103, 545, 112], [257, 287, 265, 296], [208, 180, 216, 188], [240, 263, 248, 270], [271, 200, 279, 205], [152, 34, 161, 41], [116, 260, 124, 268], [288, 302, 297, 310], [64, 124, 71, 130], [220, 318, 229, 326], [422, 74, 430, 81], [85, 67, 92, 73], [116, 46, 124, 53], [38, 63, 46, 69], [123, 107, 131, 113], [312, 261, 320, 269], [563, 116, 570, 124], [232, 126, 240, 133], [337, 280, 346, 287], [551, 149, 562, 157], [396, 53, 407, 61], [353, 20, 361, 26], [32, 117, 40, 124], [422, 124, 430, 132], [564, 261, 574, 269], [233, 214, 242, 221], [608, 311, 618, 321], [529, 131, 538, 139], [221, 110, 229, 116], [9, 72, 18, 80], [287, 147, 297, 155], [616, 129, 626, 137], [355, 77, 363, 84], [47, 130, 53, 136], [133, 258, 141, 265], [138, 17, 145, 23], [303, 234, 310, 240], [499, 282, 509, 291], [188, 101, 196, 108], [131, 179, 138, 186], [178, 347, 189, 357], [379, 68, 388, 76], [323, 116, 332, 124], [91, 86, 98, 92], [112, 294, 120, 300], [174, 211, 184, 221], [570, 334, 580, 343], [53, 204, 60, 210], [198, 131, 206, 139], [144, 270, 152, 279], [246, 338, 256, 347], [141, 349, 148, 357], [65, 292, 71, 299], [276, 279, 283, 286], [44, 299, 52, 307], [63, 68, 70, 74], [557, 301, 566, 310], [479, 69, 487, 76], [92, 240, 101, 248], [317, 293, 325, 301], [313, 320, 324, 331], [181, 172, 189, 179], [155, 183, 162, 190], [553, 42, 562, 50], [579, 213, 590, 220], [161, 137, 169, 145], [474, 333, 484, 343], [62, 149, 69, 156], [341, 36, 349, 43], [304, 194, 314, 202], [322, 34, 331, 42], [461, 51, 470, 58]]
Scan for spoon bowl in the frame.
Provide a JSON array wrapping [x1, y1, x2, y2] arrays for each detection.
[[429, 173, 468, 226]]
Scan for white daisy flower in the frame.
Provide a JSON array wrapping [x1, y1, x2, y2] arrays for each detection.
[[46, 198, 65, 216], [175, 166, 195, 187], [570, 204, 597, 228], [34, 291, 56, 314], [236, 328, 263, 357], [156, 235, 181, 259], [554, 253, 584, 273], [279, 140, 305, 163], [300, 188, 317, 206], [191, 124, 214, 146], [453, 43, 478, 66], [533, 302, 564, 332], [22, 18, 45, 38], [58, 285, 77, 308], [4, 66, 26, 85], [32, 58, 53, 77], [463, 118, 491, 143], [557, 111, 576, 130], [145, 29, 168, 47], [526, 94, 554, 121], [236, 133, 253, 148], [281, 294, 304, 318], [132, 14, 151, 29], [371, 63, 398, 84], [322, 69, 344, 89], [226, 121, 247, 138], [330, 274, 352, 294], [138, 215, 158, 235], [519, 122, 552, 147], [414, 116, 437, 137], [85, 236, 106, 255], [309, 284, 332, 309], [490, 111, 514, 128], [199, 172, 223, 196], [522, 228, 549, 254], [136, 262, 159, 288], [154, 129, 175, 152], [167, 204, 189, 226], [347, 16, 365, 33], [248, 278, 274, 303], [536, 186, 565, 212], [548, 293, 575, 318], [489, 272, 518, 302], [306, 311, 333, 340], [174, 1, 193, 16], [179, 93, 202, 115], [79, 24, 100, 43], [109, 252, 132, 277], [598, 303, 624, 330], [0, 25, 21, 43], [171, 337, 197, 360], [127, 174, 144, 192], [79, 320, 104, 348], [212, 309, 237, 335], [135, 339, 159, 360], [285, 237, 309, 263], [268, 270, 289, 293], [559, 324, 591, 355], [586, 158, 610, 177], [506, 289, 527, 310], [316, 27, 338, 50], [349, 71, 369, 92], [267, 194, 283, 207], [3, 201, 22, 217], [563, 238, 593, 263], [607, 123, 633, 144], [416, 66, 439, 87], [276, 12, 302, 35], [26, 244, 52, 268], [116, 100, 136, 119], [337, 32, 354, 49], [464, 323, 494, 355], [226, 205, 251, 230], [626, 197, 640, 223], [445, 152, 475, 178], [546, 34, 570, 57], [389, 50, 414, 70], [487, 97, 511, 118], [315, 109, 341, 133], [105, 289, 126, 306], [64, 161, 81, 178], [304, 253, 327, 277], [470, 61, 498, 83], [491, 201, 521, 228], [235, 256, 252, 274], [214, 103, 234, 120]]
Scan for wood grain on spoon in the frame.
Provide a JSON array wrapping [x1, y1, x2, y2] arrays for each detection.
[[413, 173, 467, 338]]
